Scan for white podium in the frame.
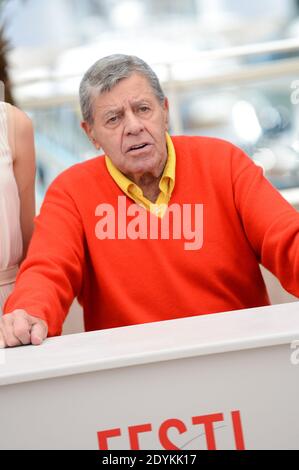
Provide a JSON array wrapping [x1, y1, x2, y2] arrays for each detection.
[[0, 302, 299, 450]]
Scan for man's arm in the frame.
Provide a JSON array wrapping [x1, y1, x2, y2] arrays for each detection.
[[0, 175, 85, 347], [232, 147, 299, 297]]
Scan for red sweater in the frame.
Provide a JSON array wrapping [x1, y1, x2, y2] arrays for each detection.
[[4, 136, 299, 336]]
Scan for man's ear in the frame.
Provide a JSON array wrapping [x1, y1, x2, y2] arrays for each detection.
[[81, 121, 101, 149]]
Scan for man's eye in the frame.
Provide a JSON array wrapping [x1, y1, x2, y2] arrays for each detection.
[[107, 116, 119, 124], [139, 106, 150, 113]]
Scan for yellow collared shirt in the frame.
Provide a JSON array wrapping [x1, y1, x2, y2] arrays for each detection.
[[105, 132, 176, 218]]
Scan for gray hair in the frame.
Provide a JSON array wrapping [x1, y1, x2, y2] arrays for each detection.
[[79, 54, 165, 124]]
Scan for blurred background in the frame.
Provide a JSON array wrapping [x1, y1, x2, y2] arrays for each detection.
[[1, 0, 299, 331], [1, 0, 299, 199]]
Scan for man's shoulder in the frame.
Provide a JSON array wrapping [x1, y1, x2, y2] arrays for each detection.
[[171, 134, 238, 155], [173, 136, 258, 189], [50, 154, 107, 189], [171, 135, 244, 174]]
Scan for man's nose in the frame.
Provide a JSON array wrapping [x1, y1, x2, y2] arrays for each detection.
[[124, 111, 144, 135]]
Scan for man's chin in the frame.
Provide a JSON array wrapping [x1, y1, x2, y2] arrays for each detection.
[[126, 158, 157, 175]]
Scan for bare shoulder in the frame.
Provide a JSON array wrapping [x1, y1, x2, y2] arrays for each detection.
[[11, 105, 34, 135], [9, 105, 35, 163]]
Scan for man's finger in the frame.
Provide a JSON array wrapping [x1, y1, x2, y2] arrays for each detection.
[[12, 315, 31, 345], [30, 321, 47, 346], [1, 314, 24, 347]]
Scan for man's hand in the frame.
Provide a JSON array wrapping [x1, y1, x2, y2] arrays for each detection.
[[0, 310, 48, 348]]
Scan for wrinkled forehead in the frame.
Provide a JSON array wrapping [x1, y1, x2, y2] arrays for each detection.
[[92, 73, 160, 114]]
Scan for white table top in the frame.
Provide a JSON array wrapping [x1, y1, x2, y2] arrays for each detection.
[[0, 302, 299, 386]]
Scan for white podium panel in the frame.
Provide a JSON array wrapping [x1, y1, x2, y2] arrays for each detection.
[[0, 302, 299, 450]]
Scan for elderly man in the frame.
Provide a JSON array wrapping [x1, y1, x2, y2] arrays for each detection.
[[0, 54, 299, 347]]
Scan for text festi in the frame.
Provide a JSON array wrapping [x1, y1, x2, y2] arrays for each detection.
[[97, 410, 245, 450]]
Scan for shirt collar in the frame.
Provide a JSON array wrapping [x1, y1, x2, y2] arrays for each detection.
[[105, 132, 176, 200]]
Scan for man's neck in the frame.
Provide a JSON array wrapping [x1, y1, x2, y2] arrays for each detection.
[[126, 156, 167, 203], [134, 172, 161, 203]]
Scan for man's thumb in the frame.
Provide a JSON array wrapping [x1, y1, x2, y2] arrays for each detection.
[[30, 320, 47, 346]]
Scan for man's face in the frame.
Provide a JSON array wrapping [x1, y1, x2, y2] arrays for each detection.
[[82, 73, 169, 181]]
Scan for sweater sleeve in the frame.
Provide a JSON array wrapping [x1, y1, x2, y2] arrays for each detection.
[[3, 177, 84, 336], [232, 146, 299, 297]]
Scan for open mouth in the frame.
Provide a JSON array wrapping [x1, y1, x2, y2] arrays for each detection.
[[127, 143, 150, 153]]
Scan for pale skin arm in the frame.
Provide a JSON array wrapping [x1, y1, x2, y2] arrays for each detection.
[[0, 107, 47, 348], [9, 105, 36, 259]]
